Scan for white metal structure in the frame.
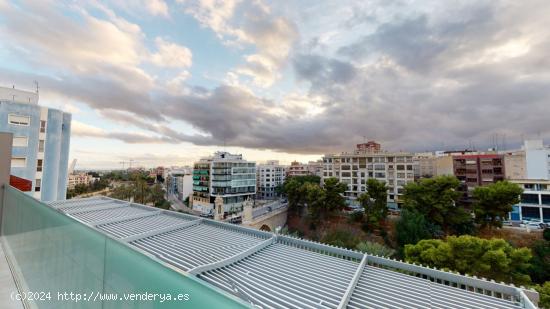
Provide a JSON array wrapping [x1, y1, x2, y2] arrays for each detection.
[[48, 197, 537, 309]]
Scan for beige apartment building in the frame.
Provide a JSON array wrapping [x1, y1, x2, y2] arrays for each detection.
[[504, 151, 526, 179], [68, 172, 98, 189], [322, 143, 416, 208]]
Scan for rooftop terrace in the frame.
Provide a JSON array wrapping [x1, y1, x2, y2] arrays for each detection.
[[1, 187, 539, 308]]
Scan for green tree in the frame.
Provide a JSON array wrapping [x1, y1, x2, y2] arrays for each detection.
[[322, 177, 347, 213], [358, 179, 388, 226], [283, 178, 308, 213], [472, 181, 523, 228], [304, 182, 326, 220], [404, 235, 532, 285], [529, 240, 550, 284], [149, 184, 166, 206], [403, 175, 471, 234], [535, 282, 550, 309], [356, 241, 395, 257], [395, 209, 435, 250]]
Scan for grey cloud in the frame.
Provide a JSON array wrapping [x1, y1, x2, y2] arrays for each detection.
[[3, 0, 550, 155]]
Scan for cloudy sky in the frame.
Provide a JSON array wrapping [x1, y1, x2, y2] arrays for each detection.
[[1, 0, 549, 169]]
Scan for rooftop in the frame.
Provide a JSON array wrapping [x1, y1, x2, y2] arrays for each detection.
[[42, 195, 537, 309]]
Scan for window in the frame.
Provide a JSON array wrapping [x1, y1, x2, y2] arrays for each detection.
[[12, 136, 28, 147], [40, 120, 46, 133], [35, 179, 41, 192], [8, 114, 30, 126], [39, 140, 45, 152], [11, 157, 27, 167], [37, 159, 43, 172]]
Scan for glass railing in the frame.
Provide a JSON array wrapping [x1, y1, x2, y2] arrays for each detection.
[[0, 186, 248, 309]]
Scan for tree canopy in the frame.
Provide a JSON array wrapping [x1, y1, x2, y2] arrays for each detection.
[[403, 175, 472, 234], [472, 181, 523, 228], [358, 178, 388, 226], [404, 235, 532, 285], [395, 209, 436, 250]]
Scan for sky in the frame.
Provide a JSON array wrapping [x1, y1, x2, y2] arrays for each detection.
[[1, 0, 549, 169]]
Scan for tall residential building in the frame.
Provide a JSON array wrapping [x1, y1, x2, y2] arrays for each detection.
[[256, 160, 286, 200], [0, 86, 71, 201], [452, 154, 505, 191], [191, 151, 256, 214], [524, 139, 550, 180], [322, 143, 416, 208], [356, 141, 381, 153]]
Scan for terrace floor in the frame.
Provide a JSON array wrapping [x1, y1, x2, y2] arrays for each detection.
[[0, 240, 24, 309]]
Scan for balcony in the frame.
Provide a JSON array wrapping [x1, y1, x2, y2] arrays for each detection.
[[0, 186, 247, 308]]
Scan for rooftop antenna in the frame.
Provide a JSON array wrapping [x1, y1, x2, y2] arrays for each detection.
[[34, 81, 39, 96]]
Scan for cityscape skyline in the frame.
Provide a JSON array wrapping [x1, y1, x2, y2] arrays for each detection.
[[1, 1, 550, 169]]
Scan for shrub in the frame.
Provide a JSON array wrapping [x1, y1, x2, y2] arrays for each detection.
[[321, 229, 359, 249], [356, 241, 395, 257]]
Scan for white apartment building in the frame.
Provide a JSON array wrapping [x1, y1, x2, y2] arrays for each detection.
[[524, 140, 550, 180], [166, 168, 193, 201], [322, 144, 416, 208], [256, 160, 286, 200]]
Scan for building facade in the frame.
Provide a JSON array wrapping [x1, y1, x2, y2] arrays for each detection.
[[256, 160, 286, 200], [287, 160, 323, 178], [524, 139, 550, 180], [452, 154, 505, 191], [166, 168, 193, 201], [503, 151, 526, 180], [68, 173, 98, 190], [0, 86, 71, 201], [191, 152, 256, 215], [322, 144, 416, 208], [509, 179, 550, 223], [413, 152, 437, 178]]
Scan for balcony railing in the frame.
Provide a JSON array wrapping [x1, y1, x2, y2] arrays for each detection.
[[0, 186, 247, 309]]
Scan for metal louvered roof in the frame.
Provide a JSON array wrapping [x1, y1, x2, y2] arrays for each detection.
[[48, 196, 537, 309]]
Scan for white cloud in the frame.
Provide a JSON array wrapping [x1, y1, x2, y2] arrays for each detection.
[[150, 37, 193, 68], [180, 0, 297, 87], [146, 0, 169, 17]]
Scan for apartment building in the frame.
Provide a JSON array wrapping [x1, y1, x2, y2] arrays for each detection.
[[191, 151, 256, 214], [509, 179, 550, 223], [322, 143, 416, 208], [68, 172, 98, 189], [0, 86, 71, 201], [503, 151, 526, 180], [256, 160, 286, 200], [166, 168, 193, 201], [452, 154, 505, 191], [287, 160, 323, 177], [525, 139, 550, 180], [413, 152, 437, 178]]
